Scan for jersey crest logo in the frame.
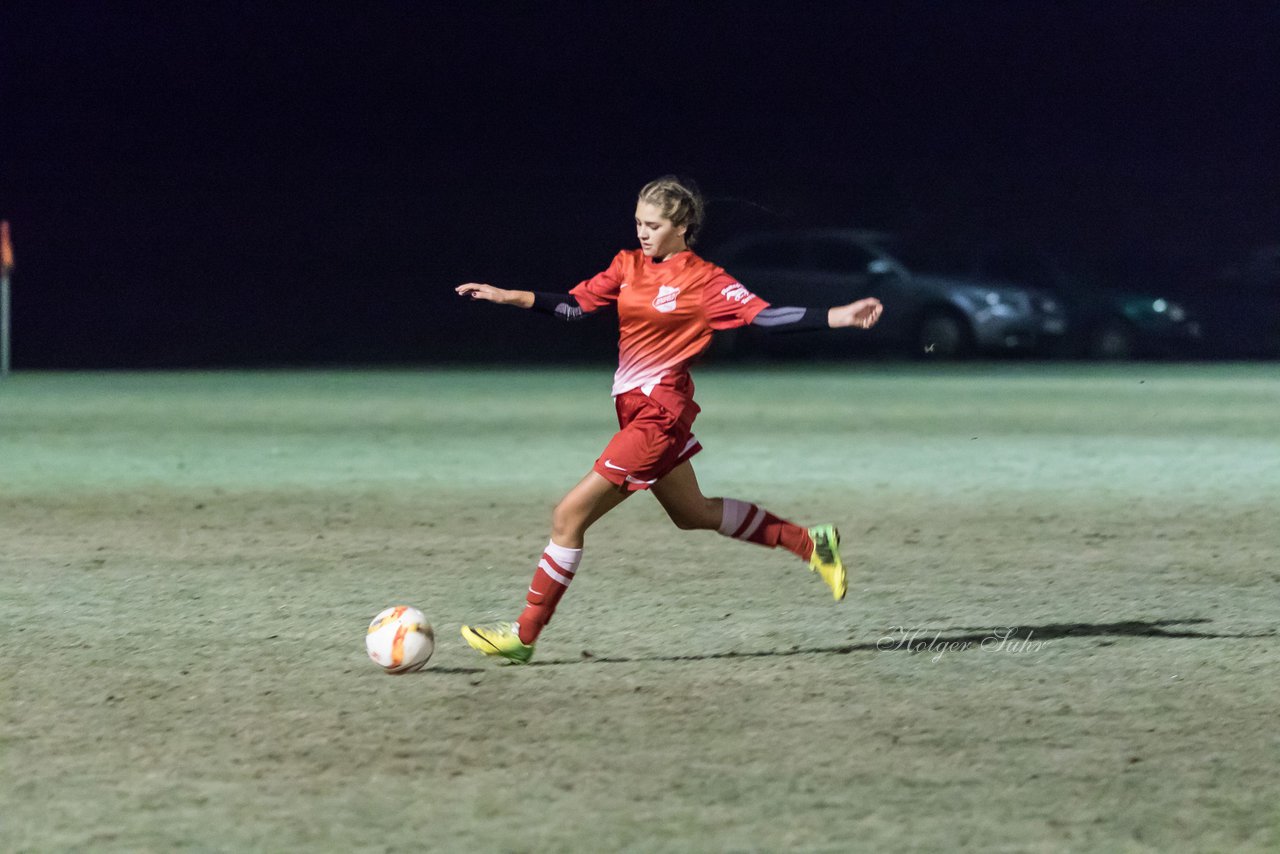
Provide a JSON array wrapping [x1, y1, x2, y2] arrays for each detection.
[[652, 285, 680, 313], [720, 282, 754, 304]]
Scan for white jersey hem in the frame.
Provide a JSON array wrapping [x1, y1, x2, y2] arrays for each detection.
[[610, 370, 668, 398]]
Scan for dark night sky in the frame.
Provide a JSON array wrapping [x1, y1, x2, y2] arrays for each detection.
[[2, 2, 1277, 366]]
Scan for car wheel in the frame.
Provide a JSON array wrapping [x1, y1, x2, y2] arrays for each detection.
[[916, 312, 973, 358], [1089, 320, 1135, 359]]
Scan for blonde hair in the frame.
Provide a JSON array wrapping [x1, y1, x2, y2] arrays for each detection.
[[638, 175, 706, 246]]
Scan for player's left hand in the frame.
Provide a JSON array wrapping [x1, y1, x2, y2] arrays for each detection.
[[829, 297, 883, 330]]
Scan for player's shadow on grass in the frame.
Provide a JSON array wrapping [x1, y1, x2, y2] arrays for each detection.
[[534, 618, 1275, 667]]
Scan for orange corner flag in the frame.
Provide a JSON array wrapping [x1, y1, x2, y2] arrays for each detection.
[[0, 221, 12, 273]]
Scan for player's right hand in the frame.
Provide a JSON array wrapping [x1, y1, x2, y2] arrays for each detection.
[[456, 283, 511, 304]]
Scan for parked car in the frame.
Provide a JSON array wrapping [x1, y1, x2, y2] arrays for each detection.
[[711, 229, 1067, 358], [948, 246, 1203, 359], [1188, 245, 1280, 358]]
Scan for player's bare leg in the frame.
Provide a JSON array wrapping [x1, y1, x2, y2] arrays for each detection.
[[549, 471, 632, 548], [653, 460, 845, 600], [650, 459, 722, 530], [462, 472, 631, 662]]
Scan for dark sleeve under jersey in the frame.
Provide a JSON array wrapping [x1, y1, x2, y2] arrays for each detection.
[[750, 306, 830, 333], [531, 292, 590, 321]]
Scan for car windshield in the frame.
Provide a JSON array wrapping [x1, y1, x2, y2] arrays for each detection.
[[873, 239, 975, 277]]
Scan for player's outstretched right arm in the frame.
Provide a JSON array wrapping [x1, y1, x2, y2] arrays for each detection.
[[455, 283, 535, 309], [456, 283, 592, 321]]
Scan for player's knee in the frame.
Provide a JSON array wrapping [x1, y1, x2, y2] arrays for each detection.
[[668, 498, 718, 531], [550, 499, 584, 540], [669, 512, 701, 531]]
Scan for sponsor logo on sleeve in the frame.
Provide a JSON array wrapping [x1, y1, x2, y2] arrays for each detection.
[[720, 283, 754, 304]]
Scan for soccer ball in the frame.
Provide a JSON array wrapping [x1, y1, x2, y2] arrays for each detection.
[[366, 605, 435, 673]]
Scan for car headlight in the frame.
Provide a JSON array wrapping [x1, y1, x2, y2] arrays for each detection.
[[978, 292, 1018, 317], [1152, 299, 1187, 322], [958, 289, 1025, 316], [983, 290, 1022, 306], [977, 297, 1018, 317]]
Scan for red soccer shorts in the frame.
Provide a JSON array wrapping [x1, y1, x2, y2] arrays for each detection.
[[593, 389, 702, 492]]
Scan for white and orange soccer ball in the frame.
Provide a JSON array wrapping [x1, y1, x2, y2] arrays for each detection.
[[366, 606, 435, 673]]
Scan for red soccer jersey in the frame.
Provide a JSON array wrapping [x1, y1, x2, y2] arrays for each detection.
[[570, 249, 768, 403]]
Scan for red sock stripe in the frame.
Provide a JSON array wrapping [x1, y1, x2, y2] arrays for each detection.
[[723, 504, 813, 562], [521, 565, 573, 644], [541, 553, 573, 577], [731, 504, 761, 539]]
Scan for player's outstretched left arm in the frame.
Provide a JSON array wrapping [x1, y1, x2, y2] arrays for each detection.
[[750, 297, 884, 333]]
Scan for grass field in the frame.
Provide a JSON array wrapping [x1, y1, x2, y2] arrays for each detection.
[[3, 364, 1278, 853]]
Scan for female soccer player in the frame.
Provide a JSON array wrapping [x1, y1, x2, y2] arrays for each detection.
[[455, 176, 883, 663]]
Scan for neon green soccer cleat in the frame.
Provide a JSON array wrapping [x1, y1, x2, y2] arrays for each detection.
[[808, 524, 846, 601], [460, 621, 535, 664]]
